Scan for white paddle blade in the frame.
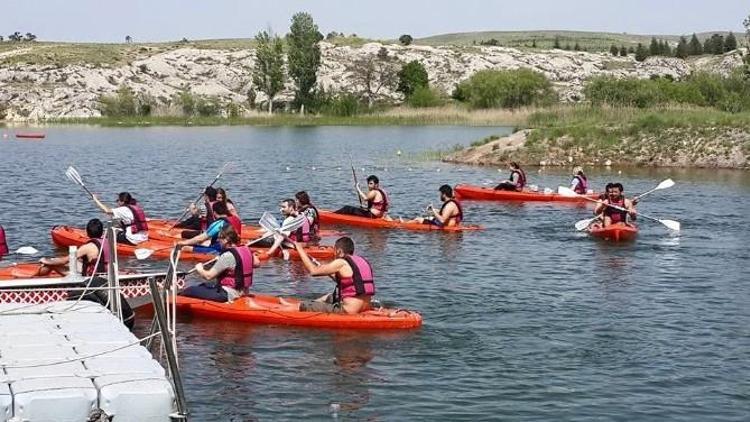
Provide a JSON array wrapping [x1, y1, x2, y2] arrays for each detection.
[[14, 246, 39, 255], [657, 179, 675, 190], [134, 248, 155, 260], [65, 166, 84, 186], [660, 219, 681, 232], [575, 218, 595, 231], [258, 212, 280, 231], [557, 186, 578, 197]]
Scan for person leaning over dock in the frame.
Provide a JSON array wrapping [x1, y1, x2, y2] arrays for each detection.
[[38, 218, 109, 276]]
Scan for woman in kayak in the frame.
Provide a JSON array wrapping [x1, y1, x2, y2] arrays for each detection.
[[592, 182, 637, 228], [295, 191, 320, 240], [92, 192, 149, 245], [278, 236, 375, 314], [494, 162, 527, 191], [176, 186, 218, 231], [37, 218, 109, 276], [570, 166, 589, 195], [334, 175, 392, 220], [216, 187, 240, 218], [403, 185, 463, 227], [181, 225, 261, 303]]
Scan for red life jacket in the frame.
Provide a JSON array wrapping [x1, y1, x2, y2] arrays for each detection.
[[603, 197, 628, 223], [81, 238, 110, 276], [573, 175, 588, 194], [335, 255, 375, 301], [440, 199, 463, 226], [219, 246, 254, 291], [289, 215, 312, 243], [204, 199, 218, 226], [0, 225, 8, 257], [511, 169, 527, 189], [367, 188, 389, 215], [125, 204, 149, 233], [227, 215, 242, 236]]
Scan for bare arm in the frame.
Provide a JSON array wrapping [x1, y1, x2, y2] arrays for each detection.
[[177, 232, 209, 247], [433, 203, 457, 224], [294, 242, 344, 277], [92, 195, 113, 215]]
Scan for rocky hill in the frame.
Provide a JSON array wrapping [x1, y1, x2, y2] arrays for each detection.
[[0, 41, 744, 121]]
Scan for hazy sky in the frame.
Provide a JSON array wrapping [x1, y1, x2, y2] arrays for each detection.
[[4, 0, 748, 42]]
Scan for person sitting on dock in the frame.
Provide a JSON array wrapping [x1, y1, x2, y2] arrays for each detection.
[[570, 166, 589, 195], [279, 236, 375, 314], [403, 185, 463, 228], [494, 162, 527, 191], [38, 218, 110, 276], [334, 175, 392, 220], [181, 225, 261, 303], [93, 192, 149, 245], [176, 202, 231, 254], [593, 182, 637, 228]]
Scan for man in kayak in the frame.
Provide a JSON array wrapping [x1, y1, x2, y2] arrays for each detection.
[[92, 192, 148, 245], [570, 166, 589, 194], [593, 182, 637, 227], [334, 175, 392, 220], [181, 225, 261, 303], [176, 202, 232, 254], [403, 185, 463, 227], [176, 186, 219, 231], [257, 198, 314, 259], [38, 218, 109, 276], [494, 161, 526, 191], [279, 236, 375, 314], [295, 191, 320, 240]]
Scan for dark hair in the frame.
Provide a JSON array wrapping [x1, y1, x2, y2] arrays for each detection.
[[117, 192, 135, 205], [86, 218, 104, 238], [204, 186, 217, 201], [281, 198, 296, 209], [212, 201, 229, 216], [612, 183, 624, 191], [334, 237, 355, 255], [366, 175, 379, 184], [295, 191, 311, 206], [509, 161, 520, 169], [218, 225, 240, 244], [439, 184, 453, 197]]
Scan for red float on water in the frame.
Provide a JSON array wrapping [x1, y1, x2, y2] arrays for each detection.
[[15, 132, 46, 139]]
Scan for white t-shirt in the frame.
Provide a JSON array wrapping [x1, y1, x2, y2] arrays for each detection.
[[112, 206, 148, 244]]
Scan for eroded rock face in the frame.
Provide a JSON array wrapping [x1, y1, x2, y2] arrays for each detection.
[[0, 42, 743, 121]]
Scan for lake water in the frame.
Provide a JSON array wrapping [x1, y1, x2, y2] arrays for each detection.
[[1, 126, 749, 420]]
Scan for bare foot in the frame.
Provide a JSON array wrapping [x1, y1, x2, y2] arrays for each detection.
[[244, 297, 266, 310], [278, 297, 293, 306]]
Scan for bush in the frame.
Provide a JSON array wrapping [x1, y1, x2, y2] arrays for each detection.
[[455, 69, 557, 109], [407, 86, 445, 108], [584, 77, 663, 108], [396, 61, 429, 97], [195, 96, 221, 117], [320, 92, 362, 117], [177, 91, 195, 116], [99, 86, 138, 116]]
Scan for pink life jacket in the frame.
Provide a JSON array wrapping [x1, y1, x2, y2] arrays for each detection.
[[368, 188, 390, 215], [511, 168, 527, 190], [81, 238, 110, 276], [336, 255, 375, 301], [440, 199, 464, 226], [289, 215, 312, 243], [219, 246, 254, 291], [604, 197, 628, 223], [0, 225, 8, 257], [125, 203, 149, 233], [301, 205, 320, 238], [573, 175, 588, 194]]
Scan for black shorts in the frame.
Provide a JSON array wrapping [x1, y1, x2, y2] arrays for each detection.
[[116, 231, 136, 246], [299, 294, 342, 313]]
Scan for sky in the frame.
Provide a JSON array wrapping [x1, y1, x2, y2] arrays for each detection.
[[3, 0, 748, 43]]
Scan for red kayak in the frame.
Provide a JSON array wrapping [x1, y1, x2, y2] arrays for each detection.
[[15, 132, 46, 139], [50, 225, 336, 261], [454, 184, 599, 203], [588, 223, 638, 242], [174, 295, 422, 330], [318, 210, 482, 232]]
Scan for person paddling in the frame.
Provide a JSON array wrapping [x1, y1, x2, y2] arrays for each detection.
[[404, 185, 464, 228], [494, 162, 527, 191], [216, 187, 240, 219], [279, 237, 375, 314], [176, 202, 232, 254], [593, 182, 637, 228], [38, 218, 110, 276], [92, 192, 149, 245], [295, 191, 320, 241], [176, 186, 219, 231], [254, 199, 313, 259], [335, 175, 392, 220], [570, 166, 589, 195], [181, 225, 261, 304]]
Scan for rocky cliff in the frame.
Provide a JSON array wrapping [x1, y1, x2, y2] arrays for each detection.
[[0, 42, 743, 121]]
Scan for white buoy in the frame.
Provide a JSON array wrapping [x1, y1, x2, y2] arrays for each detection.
[[618, 170, 622, 174], [396, 150, 402, 156], [285, 166, 290, 171], [407, 167, 412, 171], [605, 159, 612, 166], [311, 166, 316, 170], [436, 168, 441, 172]]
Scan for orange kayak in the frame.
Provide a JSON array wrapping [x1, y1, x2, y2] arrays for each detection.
[[318, 210, 482, 232], [147, 219, 344, 242], [174, 295, 423, 330], [50, 225, 335, 262], [0, 263, 48, 279], [588, 223, 638, 242], [15, 132, 46, 139], [454, 184, 599, 202]]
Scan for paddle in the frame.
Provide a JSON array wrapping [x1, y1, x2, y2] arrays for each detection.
[[6, 246, 40, 256], [559, 186, 680, 232], [170, 162, 233, 229], [65, 166, 95, 199], [574, 179, 676, 231], [349, 153, 364, 208]]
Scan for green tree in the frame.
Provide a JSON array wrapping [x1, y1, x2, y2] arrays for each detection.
[[455, 69, 556, 109], [347, 54, 398, 109], [287, 12, 323, 112], [610, 44, 619, 55], [744, 14, 750, 52], [661, 40, 672, 56], [252, 30, 286, 114], [724, 32, 737, 52], [635, 43, 648, 61], [649, 37, 660, 56], [675, 36, 689, 59], [573, 42, 581, 51], [688, 33, 703, 55], [619, 45, 627, 56], [553, 36, 561, 49], [396, 60, 429, 97], [531, 39, 537, 48], [398, 34, 413, 46]]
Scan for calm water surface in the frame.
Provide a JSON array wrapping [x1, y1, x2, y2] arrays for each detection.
[[2, 126, 749, 421]]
